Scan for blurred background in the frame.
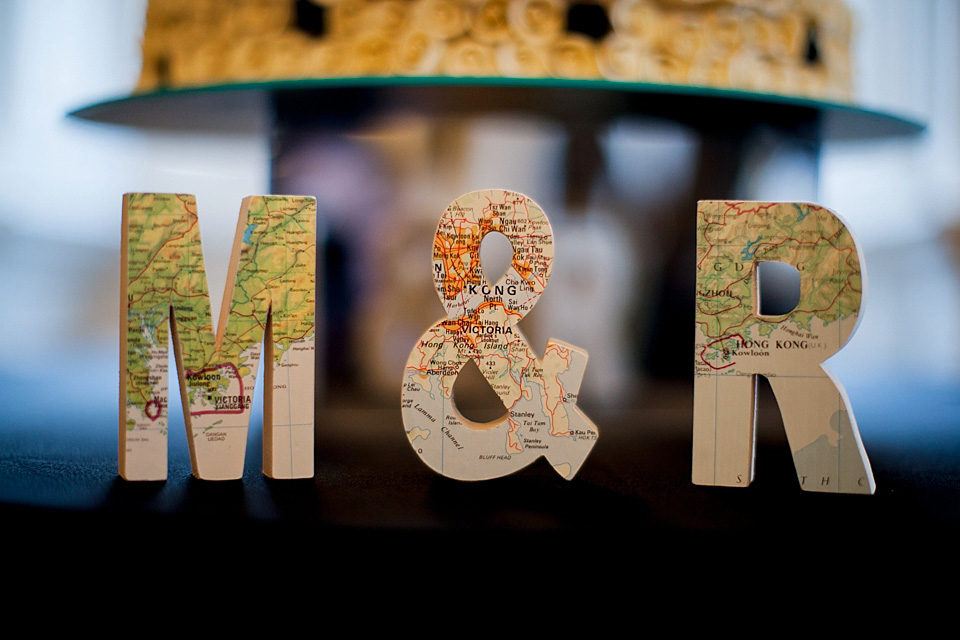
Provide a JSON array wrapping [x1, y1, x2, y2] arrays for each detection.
[[1, 0, 958, 455]]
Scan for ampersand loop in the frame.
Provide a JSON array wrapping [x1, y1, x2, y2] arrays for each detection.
[[401, 189, 599, 480]]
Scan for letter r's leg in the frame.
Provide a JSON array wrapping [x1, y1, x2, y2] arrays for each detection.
[[693, 374, 757, 487], [766, 369, 875, 494]]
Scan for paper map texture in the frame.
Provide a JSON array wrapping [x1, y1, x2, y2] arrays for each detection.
[[694, 200, 874, 494], [120, 193, 316, 481], [402, 189, 599, 481]]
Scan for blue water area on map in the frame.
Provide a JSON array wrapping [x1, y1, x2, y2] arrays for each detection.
[[739, 236, 763, 261], [242, 223, 257, 244]]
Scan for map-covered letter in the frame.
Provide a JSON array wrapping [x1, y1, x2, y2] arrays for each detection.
[[120, 193, 316, 481], [693, 201, 874, 494]]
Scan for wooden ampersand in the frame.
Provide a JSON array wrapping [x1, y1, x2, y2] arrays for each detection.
[[402, 190, 599, 480], [693, 201, 875, 494]]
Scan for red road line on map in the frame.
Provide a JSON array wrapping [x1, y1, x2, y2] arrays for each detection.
[[187, 361, 246, 416], [699, 334, 742, 370]]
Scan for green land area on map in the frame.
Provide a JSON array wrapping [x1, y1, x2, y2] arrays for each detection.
[[695, 201, 861, 372], [124, 193, 315, 425]]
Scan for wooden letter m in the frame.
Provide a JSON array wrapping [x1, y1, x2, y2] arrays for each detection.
[[120, 193, 316, 481]]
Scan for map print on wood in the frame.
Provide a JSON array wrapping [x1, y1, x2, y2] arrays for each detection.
[[120, 193, 316, 481], [402, 189, 598, 480], [694, 201, 874, 494]]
